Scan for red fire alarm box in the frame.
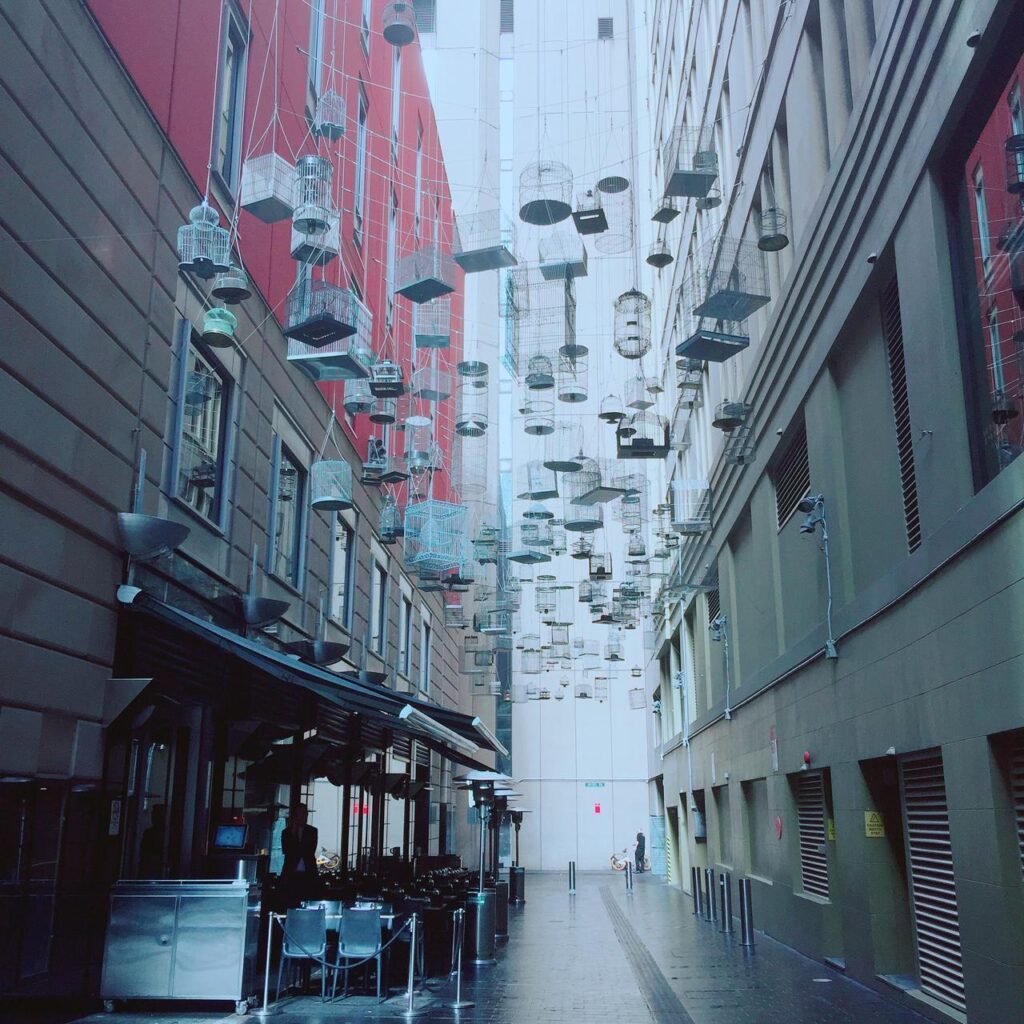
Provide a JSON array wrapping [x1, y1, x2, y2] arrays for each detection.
[[594, 802, 601, 814]]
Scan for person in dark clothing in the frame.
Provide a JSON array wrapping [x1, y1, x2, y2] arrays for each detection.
[[138, 805, 166, 878], [280, 804, 319, 905], [634, 831, 646, 873]]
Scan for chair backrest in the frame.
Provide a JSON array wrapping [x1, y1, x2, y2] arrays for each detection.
[[339, 907, 382, 956], [283, 907, 327, 957], [310, 899, 343, 917]]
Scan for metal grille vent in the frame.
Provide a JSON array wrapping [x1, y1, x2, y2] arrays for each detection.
[[796, 772, 830, 899], [774, 421, 810, 528], [1010, 737, 1024, 876], [706, 588, 720, 624], [597, 17, 614, 39], [500, 0, 514, 33], [901, 753, 966, 1012], [881, 278, 922, 552], [413, 0, 436, 32]]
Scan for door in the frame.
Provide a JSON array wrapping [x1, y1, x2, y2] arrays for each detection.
[[900, 752, 966, 1012]]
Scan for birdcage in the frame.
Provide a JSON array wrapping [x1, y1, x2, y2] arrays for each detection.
[[379, 495, 403, 543], [519, 160, 573, 225], [572, 187, 608, 234], [613, 290, 652, 359], [557, 354, 588, 403], [289, 213, 339, 265], [456, 380, 488, 436], [539, 229, 589, 280], [453, 208, 518, 272], [646, 240, 674, 268], [313, 89, 346, 140], [523, 501, 554, 521], [284, 280, 370, 349], [443, 598, 467, 628], [240, 153, 294, 223], [664, 126, 719, 198], [523, 355, 554, 391], [616, 412, 669, 459], [509, 522, 551, 564], [652, 196, 681, 223], [627, 534, 647, 559], [589, 552, 612, 580], [521, 520, 554, 547], [757, 207, 790, 252], [563, 499, 603, 533], [403, 500, 467, 573], [210, 265, 251, 304], [578, 579, 594, 604], [472, 525, 500, 564], [199, 307, 237, 348], [592, 182, 634, 255], [396, 244, 457, 303], [413, 296, 451, 348], [292, 156, 334, 234], [671, 479, 712, 534], [370, 360, 405, 397], [725, 426, 756, 465], [575, 679, 594, 700], [369, 397, 397, 424], [628, 688, 646, 710], [677, 358, 704, 405], [542, 422, 582, 473], [343, 377, 374, 416], [521, 397, 554, 436], [500, 266, 529, 323], [475, 603, 512, 635], [571, 536, 593, 559], [310, 460, 353, 512], [513, 462, 556, 504], [712, 400, 752, 432], [382, 1, 417, 45], [412, 364, 452, 402], [535, 586, 557, 619], [177, 202, 231, 279], [520, 634, 542, 674], [626, 372, 655, 411]]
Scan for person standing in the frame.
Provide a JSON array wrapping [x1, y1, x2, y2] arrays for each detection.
[[280, 804, 319, 905], [634, 831, 646, 873]]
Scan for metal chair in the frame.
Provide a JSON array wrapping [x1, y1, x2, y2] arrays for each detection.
[[275, 907, 328, 1002], [332, 907, 384, 1001]]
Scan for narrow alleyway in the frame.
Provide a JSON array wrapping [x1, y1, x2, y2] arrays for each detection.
[[54, 873, 931, 1024]]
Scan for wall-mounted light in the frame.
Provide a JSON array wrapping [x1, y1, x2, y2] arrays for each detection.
[[795, 494, 839, 659]]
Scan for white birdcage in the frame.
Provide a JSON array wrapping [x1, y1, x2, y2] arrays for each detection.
[[543, 422, 583, 473], [370, 360, 405, 397], [520, 520, 553, 547], [677, 358, 704, 406], [518, 460, 558, 500], [292, 156, 334, 234], [443, 598, 466, 628], [403, 500, 467, 573], [592, 182, 634, 255], [557, 354, 588, 403], [613, 290, 652, 360], [563, 499, 603, 533], [404, 427, 440, 477], [575, 679, 594, 700], [571, 536, 593, 559], [289, 214, 339, 265], [457, 359, 489, 384], [456, 381, 488, 436], [589, 552, 612, 580], [664, 126, 719, 198], [312, 89, 346, 140], [177, 202, 231, 279], [380, 495, 403, 543], [578, 579, 594, 604], [369, 397, 397, 425], [626, 373, 655, 411], [519, 274, 575, 384], [240, 153, 294, 223], [310, 460, 353, 511], [671, 479, 712, 534], [396, 245, 457, 303], [343, 377, 375, 415], [522, 397, 554, 436], [616, 412, 669, 460], [412, 364, 452, 402], [287, 302, 373, 382], [539, 229, 589, 281], [284, 280, 371, 349], [628, 688, 646, 710], [519, 160, 573, 225], [509, 522, 552, 564], [413, 296, 451, 348], [572, 187, 608, 235], [473, 525, 501, 564], [454, 209, 517, 272], [535, 586, 557, 618], [725, 425, 756, 466]]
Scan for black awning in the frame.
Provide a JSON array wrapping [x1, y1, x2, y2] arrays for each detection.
[[121, 590, 496, 769]]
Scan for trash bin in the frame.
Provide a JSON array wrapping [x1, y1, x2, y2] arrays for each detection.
[[463, 890, 496, 965]]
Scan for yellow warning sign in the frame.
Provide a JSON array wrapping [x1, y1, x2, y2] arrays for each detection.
[[864, 810, 885, 838], [827, 818, 836, 841]]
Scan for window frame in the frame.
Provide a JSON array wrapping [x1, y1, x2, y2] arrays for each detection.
[[386, 188, 398, 328], [391, 46, 402, 163], [328, 515, 358, 631], [267, 436, 308, 589], [354, 88, 368, 247], [972, 164, 992, 274], [308, 0, 326, 95], [370, 560, 389, 657], [419, 618, 432, 694], [414, 120, 424, 237], [212, 1, 248, 195], [361, 0, 371, 54], [399, 595, 413, 677]]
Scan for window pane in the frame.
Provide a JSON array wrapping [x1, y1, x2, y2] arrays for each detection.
[[177, 343, 227, 523], [217, 18, 246, 188], [273, 446, 304, 583], [330, 520, 353, 625], [421, 622, 431, 692]]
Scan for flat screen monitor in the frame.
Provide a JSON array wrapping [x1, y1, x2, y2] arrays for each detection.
[[213, 823, 248, 850]]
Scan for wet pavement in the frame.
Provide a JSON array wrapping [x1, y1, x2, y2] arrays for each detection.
[[38, 871, 931, 1024]]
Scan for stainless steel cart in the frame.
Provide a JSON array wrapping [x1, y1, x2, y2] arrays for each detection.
[[100, 879, 260, 1014]]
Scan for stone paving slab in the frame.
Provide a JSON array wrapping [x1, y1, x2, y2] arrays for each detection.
[[41, 871, 932, 1024]]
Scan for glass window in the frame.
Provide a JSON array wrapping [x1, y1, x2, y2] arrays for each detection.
[[308, 0, 325, 93], [354, 90, 368, 245], [400, 596, 413, 676], [386, 190, 397, 326], [414, 122, 423, 236], [271, 441, 306, 585], [973, 166, 992, 269], [176, 340, 230, 525], [420, 620, 432, 693], [371, 562, 388, 655], [215, 5, 247, 192], [361, 0, 371, 53], [391, 48, 402, 161], [329, 518, 356, 628]]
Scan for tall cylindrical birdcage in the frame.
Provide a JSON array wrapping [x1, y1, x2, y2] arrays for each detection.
[[292, 156, 335, 234], [519, 160, 573, 225], [613, 290, 652, 359]]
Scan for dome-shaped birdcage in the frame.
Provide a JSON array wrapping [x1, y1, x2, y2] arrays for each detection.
[[455, 380, 488, 437], [613, 290, 652, 360], [519, 160, 573, 225], [313, 89, 346, 141], [557, 354, 588, 403], [518, 460, 558, 500], [200, 307, 237, 348], [310, 460, 353, 511], [563, 498, 603, 533], [575, 679, 594, 700], [627, 534, 647, 559], [757, 206, 790, 252], [561, 457, 604, 504], [599, 394, 626, 423], [177, 202, 231, 280], [521, 396, 554, 436], [525, 354, 555, 391], [369, 397, 397, 424], [292, 156, 335, 234], [616, 411, 669, 459], [523, 501, 554, 521], [343, 377, 375, 415], [383, 1, 417, 45], [646, 239, 674, 269]]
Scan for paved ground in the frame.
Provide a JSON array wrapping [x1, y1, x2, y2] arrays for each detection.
[[17, 872, 932, 1024]]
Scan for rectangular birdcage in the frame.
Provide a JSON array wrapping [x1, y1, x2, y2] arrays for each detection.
[[396, 244, 457, 304], [539, 229, 589, 280], [403, 500, 468, 573], [412, 364, 452, 402], [517, 273, 576, 383], [289, 215, 340, 265], [724, 425, 756, 466], [664, 126, 719, 198], [286, 286, 373, 380], [240, 152, 294, 223], [671, 479, 712, 534], [454, 209, 518, 273], [413, 297, 451, 349]]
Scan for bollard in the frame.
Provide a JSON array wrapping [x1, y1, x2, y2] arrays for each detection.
[[402, 913, 428, 1017], [738, 878, 755, 948], [448, 908, 474, 1009], [690, 867, 700, 915], [253, 914, 278, 1018], [719, 873, 733, 934], [568, 861, 576, 894], [624, 861, 633, 891], [704, 868, 716, 922]]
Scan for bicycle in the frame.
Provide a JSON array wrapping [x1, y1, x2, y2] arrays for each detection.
[[609, 847, 650, 871], [316, 846, 341, 870]]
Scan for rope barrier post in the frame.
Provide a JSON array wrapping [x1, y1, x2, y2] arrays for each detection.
[[253, 913, 279, 1018], [402, 913, 428, 1018], [449, 907, 474, 1010]]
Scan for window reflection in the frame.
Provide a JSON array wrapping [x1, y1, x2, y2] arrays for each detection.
[[177, 344, 227, 522], [273, 445, 304, 584]]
